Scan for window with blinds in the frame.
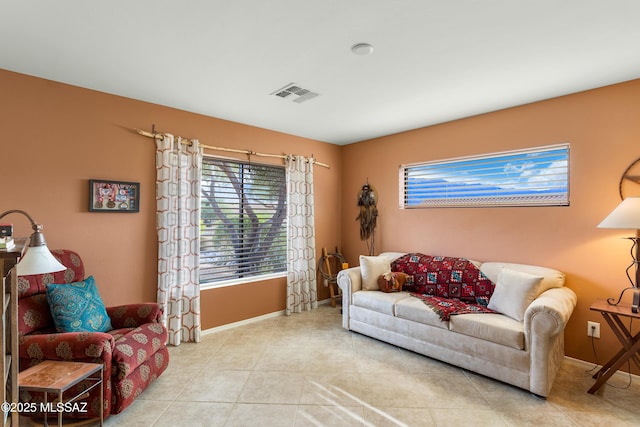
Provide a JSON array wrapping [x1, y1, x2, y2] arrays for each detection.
[[200, 157, 287, 286], [401, 143, 570, 208]]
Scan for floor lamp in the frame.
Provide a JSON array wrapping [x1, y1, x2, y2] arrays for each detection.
[[0, 209, 66, 426], [598, 197, 640, 313], [0, 209, 66, 275]]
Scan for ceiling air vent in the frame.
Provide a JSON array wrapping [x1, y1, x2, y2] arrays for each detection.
[[271, 83, 320, 104]]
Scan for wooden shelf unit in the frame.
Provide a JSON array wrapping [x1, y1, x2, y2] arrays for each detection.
[[1, 239, 24, 426]]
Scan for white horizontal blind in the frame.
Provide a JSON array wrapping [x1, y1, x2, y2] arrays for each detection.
[[401, 143, 570, 208], [200, 157, 287, 285]]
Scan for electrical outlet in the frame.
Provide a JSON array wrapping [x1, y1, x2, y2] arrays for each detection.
[[587, 321, 600, 338]]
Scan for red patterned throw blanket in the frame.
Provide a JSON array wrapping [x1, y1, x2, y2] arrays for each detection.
[[391, 253, 497, 321], [410, 294, 496, 321], [391, 253, 495, 303]]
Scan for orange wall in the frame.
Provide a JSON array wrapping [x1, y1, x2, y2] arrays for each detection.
[[0, 69, 342, 329], [340, 79, 640, 373], [4, 67, 640, 370]]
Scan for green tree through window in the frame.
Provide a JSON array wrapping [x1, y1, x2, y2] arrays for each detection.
[[200, 158, 287, 285]]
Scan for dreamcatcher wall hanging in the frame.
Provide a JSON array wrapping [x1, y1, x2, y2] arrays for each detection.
[[356, 182, 378, 256], [618, 156, 640, 199]]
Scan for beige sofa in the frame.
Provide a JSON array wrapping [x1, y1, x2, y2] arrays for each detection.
[[337, 252, 577, 397]]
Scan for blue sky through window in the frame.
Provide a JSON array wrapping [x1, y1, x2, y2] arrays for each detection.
[[403, 144, 569, 207]]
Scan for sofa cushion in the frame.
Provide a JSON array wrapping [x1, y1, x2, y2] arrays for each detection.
[[16, 249, 84, 299], [17, 294, 54, 336], [488, 268, 543, 321], [394, 296, 448, 329], [359, 255, 391, 290], [409, 294, 497, 321], [352, 291, 410, 316], [46, 276, 113, 333], [449, 313, 525, 350], [17, 249, 85, 336]]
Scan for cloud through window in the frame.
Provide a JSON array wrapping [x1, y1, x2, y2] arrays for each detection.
[[401, 143, 570, 208]]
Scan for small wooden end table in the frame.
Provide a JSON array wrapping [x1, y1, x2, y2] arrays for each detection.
[[588, 300, 640, 394], [18, 361, 104, 427]]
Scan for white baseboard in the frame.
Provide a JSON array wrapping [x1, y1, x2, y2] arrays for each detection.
[[201, 310, 285, 335], [564, 355, 640, 381], [201, 298, 336, 336]]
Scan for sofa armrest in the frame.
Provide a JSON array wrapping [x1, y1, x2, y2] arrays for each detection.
[[112, 322, 168, 380], [524, 286, 577, 396], [107, 303, 163, 328], [337, 267, 363, 329], [337, 267, 362, 294], [524, 287, 577, 338], [19, 331, 114, 363]]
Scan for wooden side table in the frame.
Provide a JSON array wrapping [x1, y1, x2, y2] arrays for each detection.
[[588, 300, 640, 394], [18, 361, 104, 427]]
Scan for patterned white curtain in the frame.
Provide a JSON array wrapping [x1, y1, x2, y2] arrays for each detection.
[[285, 155, 317, 315], [156, 134, 202, 345]]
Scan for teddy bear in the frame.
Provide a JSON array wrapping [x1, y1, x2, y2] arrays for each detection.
[[377, 271, 409, 293]]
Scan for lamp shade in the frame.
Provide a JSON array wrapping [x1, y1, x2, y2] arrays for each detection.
[[16, 245, 66, 276], [598, 197, 640, 230]]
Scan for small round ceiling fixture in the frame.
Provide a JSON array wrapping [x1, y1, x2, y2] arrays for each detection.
[[351, 43, 374, 56]]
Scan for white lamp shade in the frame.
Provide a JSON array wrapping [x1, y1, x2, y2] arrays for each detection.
[[598, 197, 640, 230], [16, 246, 66, 276]]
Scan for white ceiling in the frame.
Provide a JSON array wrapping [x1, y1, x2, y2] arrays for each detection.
[[2, 1, 640, 145]]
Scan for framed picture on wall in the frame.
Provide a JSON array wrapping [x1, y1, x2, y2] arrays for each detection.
[[89, 179, 140, 212]]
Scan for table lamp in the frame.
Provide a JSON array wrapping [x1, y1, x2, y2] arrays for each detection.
[[598, 197, 640, 312], [0, 209, 66, 275]]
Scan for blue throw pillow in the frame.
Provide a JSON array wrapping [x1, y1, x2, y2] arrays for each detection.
[[46, 276, 113, 333]]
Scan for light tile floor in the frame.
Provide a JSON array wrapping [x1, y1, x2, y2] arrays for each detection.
[[99, 305, 639, 426]]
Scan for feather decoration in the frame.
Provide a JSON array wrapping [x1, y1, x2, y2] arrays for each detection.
[[355, 183, 378, 255]]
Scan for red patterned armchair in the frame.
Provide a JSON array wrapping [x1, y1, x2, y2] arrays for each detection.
[[17, 250, 169, 419]]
